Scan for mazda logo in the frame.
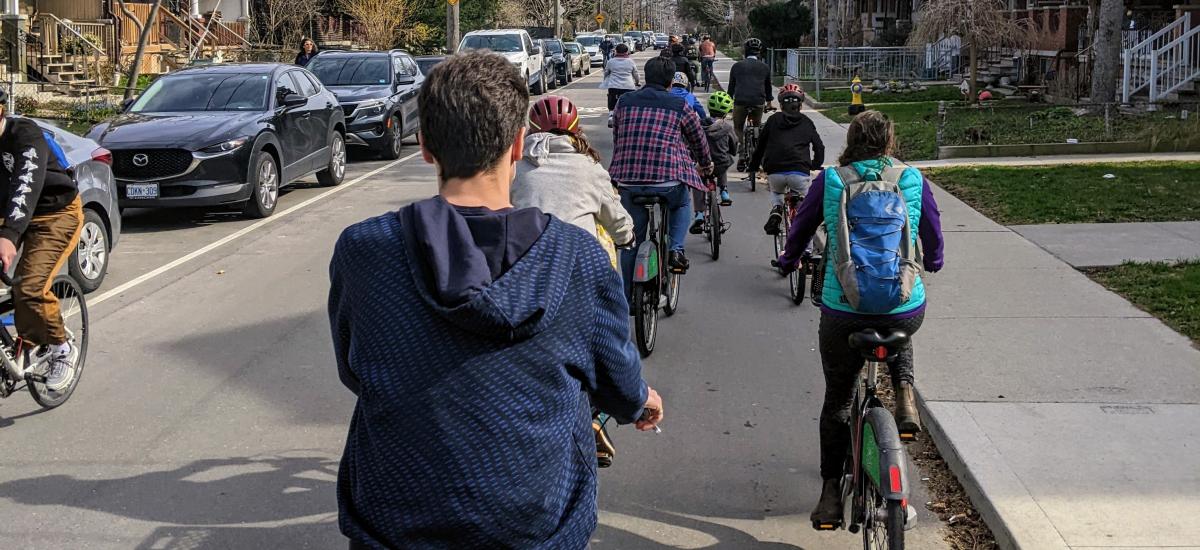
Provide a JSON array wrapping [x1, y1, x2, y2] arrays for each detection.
[[132, 153, 149, 167]]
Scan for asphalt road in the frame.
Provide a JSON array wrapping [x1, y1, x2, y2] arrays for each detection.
[[0, 52, 948, 549]]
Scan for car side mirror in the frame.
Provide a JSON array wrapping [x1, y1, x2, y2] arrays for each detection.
[[531, 47, 541, 55], [396, 74, 416, 85], [282, 93, 307, 108], [121, 98, 135, 111]]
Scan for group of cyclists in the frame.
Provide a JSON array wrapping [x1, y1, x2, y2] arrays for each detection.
[[521, 35, 947, 533]]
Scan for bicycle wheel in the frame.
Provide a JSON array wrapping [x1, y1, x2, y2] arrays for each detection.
[[789, 265, 806, 305], [28, 275, 88, 409], [708, 191, 721, 261], [861, 407, 907, 550], [663, 267, 681, 316], [773, 220, 787, 275], [633, 283, 657, 358]]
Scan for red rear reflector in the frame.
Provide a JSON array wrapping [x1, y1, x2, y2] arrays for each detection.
[[875, 346, 887, 360], [91, 147, 112, 165], [889, 465, 902, 492], [635, 265, 645, 279]]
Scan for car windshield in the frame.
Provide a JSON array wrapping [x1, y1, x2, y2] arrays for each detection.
[[307, 56, 391, 86], [564, 43, 581, 53], [577, 36, 601, 46], [131, 73, 269, 112], [624, 32, 640, 38], [416, 58, 443, 74], [544, 41, 562, 54], [461, 34, 523, 52]]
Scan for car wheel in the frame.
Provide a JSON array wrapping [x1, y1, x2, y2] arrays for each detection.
[[317, 132, 347, 187], [242, 149, 280, 219], [379, 116, 403, 160], [69, 208, 108, 293]]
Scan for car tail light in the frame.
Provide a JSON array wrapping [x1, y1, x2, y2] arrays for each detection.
[[91, 147, 112, 165]]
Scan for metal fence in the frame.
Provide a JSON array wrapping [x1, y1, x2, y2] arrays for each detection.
[[785, 46, 959, 83], [935, 101, 1200, 154]]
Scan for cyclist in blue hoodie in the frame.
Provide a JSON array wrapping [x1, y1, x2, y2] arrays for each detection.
[[670, 72, 707, 120]]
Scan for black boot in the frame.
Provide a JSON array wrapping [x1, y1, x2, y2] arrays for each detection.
[[668, 250, 690, 274], [810, 478, 844, 530], [763, 206, 785, 235], [894, 381, 922, 436]]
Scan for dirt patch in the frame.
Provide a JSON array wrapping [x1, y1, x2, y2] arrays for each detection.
[[877, 375, 999, 550]]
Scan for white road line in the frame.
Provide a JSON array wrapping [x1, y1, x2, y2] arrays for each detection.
[[89, 151, 423, 307]]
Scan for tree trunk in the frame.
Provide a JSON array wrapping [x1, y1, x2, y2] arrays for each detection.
[[123, 0, 162, 101], [968, 39, 978, 104], [1089, 0, 1124, 103]]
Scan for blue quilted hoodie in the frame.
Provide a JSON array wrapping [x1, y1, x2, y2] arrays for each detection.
[[329, 196, 648, 549]]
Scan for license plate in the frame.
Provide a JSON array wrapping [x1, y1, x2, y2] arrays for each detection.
[[126, 183, 159, 199]]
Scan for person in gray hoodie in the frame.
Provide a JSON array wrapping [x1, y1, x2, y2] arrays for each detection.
[[514, 95, 635, 265], [600, 44, 641, 112]]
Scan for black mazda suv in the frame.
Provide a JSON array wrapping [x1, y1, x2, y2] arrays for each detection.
[[89, 63, 347, 218]]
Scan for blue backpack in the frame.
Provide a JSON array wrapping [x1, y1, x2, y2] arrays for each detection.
[[832, 166, 920, 313]]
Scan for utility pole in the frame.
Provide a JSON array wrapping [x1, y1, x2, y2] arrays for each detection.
[[446, 0, 460, 53], [554, 0, 562, 38]]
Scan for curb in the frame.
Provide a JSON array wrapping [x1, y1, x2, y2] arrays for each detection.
[[915, 391, 1071, 550]]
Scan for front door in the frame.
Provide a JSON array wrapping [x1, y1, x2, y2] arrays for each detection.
[[289, 70, 330, 172], [273, 72, 310, 181]]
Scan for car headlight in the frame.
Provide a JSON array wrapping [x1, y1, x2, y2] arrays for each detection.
[[200, 137, 249, 154], [353, 99, 386, 118]]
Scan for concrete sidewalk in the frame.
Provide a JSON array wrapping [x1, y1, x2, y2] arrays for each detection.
[[909, 151, 1200, 168], [808, 109, 1200, 549], [1012, 221, 1200, 267]]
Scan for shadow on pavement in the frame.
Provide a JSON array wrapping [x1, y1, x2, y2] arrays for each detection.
[[595, 505, 807, 549]]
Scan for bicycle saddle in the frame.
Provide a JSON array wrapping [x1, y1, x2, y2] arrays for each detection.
[[848, 329, 910, 360], [631, 195, 668, 205]]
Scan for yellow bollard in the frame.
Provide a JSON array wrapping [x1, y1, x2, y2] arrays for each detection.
[[848, 76, 865, 116]]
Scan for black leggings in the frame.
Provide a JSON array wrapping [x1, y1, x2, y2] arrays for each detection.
[[607, 88, 633, 111], [817, 311, 923, 479]]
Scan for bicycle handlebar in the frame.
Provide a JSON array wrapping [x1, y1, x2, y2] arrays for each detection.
[[0, 269, 12, 287]]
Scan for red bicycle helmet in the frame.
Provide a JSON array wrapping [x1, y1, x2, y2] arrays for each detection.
[[529, 95, 580, 134], [779, 82, 805, 100]]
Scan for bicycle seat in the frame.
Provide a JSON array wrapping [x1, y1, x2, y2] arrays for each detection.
[[848, 329, 910, 360], [631, 195, 668, 205]]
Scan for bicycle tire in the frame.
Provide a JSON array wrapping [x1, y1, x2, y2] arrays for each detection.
[[773, 225, 786, 275], [861, 407, 907, 550], [789, 265, 806, 305], [663, 268, 681, 316], [28, 274, 88, 409], [708, 191, 721, 260], [633, 284, 657, 358]]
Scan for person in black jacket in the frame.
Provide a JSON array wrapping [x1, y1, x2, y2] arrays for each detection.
[[748, 85, 824, 237], [0, 90, 83, 392], [294, 38, 318, 67], [669, 43, 697, 90], [727, 38, 774, 162]]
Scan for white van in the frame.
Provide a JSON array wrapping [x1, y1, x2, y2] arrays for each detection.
[[459, 29, 549, 94]]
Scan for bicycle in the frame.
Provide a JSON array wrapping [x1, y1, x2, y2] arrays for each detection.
[[700, 58, 716, 92], [770, 184, 827, 305], [738, 105, 773, 191], [813, 329, 913, 549], [0, 270, 89, 409], [629, 194, 682, 358], [700, 175, 729, 260]]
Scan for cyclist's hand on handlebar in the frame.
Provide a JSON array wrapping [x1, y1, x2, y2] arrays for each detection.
[[700, 163, 715, 176], [637, 387, 664, 431], [0, 238, 15, 272]]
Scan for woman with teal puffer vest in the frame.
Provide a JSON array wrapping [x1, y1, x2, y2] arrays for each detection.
[[776, 110, 945, 531]]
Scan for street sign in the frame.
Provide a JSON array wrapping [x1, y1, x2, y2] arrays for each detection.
[[595, 13, 605, 25]]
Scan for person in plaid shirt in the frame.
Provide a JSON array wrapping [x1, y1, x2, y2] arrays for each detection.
[[610, 56, 713, 296]]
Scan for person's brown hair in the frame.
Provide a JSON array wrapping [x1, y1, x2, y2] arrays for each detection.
[[551, 129, 602, 163], [838, 110, 896, 166], [419, 51, 529, 181]]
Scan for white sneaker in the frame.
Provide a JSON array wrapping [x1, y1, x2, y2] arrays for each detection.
[[44, 343, 75, 391]]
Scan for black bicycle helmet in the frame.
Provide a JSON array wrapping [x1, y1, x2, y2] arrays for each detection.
[[743, 37, 763, 54]]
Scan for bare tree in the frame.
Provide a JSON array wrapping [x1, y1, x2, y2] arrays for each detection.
[[908, 0, 1031, 103], [340, 0, 422, 50], [1089, 0, 1124, 103], [254, 0, 319, 49], [115, 0, 161, 100]]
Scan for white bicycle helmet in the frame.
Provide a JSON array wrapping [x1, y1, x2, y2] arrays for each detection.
[[672, 72, 689, 88]]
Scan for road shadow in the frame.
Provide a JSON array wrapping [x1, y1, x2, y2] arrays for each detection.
[[0, 405, 52, 428], [594, 505, 807, 549], [0, 454, 337, 525]]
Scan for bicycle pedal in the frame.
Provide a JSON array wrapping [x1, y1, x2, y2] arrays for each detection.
[[26, 373, 46, 384], [720, 222, 731, 233], [812, 520, 841, 531], [597, 454, 613, 468], [899, 430, 919, 442]]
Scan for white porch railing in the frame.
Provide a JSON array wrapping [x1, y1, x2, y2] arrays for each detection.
[[1148, 24, 1200, 102], [1122, 13, 1193, 103]]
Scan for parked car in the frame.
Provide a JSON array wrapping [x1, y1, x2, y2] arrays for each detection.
[[414, 55, 446, 76], [576, 35, 605, 66], [654, 33, 668, 49], [536, 39, 559, 91], [89, 63, 347, 219], [459, 29, 548, 94], [307, 49, 422, 160], [36, 119, 121, 293], [623, 31, 645, 51], [562, 42, 590, 77], [542, 39, 574, 87]]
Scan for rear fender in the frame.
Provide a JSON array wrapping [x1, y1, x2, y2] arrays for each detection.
[[633, 240, 659, 283], [862, 407, 909, 502]]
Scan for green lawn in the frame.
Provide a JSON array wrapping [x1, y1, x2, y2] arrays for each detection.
[[815, 85, 962, 104], [926, 162, 1200, 224], [822, 103, 940, 161], [1088, 261, 1200, 343]]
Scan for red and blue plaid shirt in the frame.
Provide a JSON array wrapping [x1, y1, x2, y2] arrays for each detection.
[[609, 85, 712, 191]]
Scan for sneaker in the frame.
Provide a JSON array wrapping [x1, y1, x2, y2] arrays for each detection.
[[689, 213, 705, 234], [668, 250, 690, 274], [763, 206, 785, 235], [43, 342, 75, 392], [720, 190, 732, 206]]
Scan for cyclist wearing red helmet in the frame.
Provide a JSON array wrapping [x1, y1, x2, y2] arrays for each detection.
[[750, 83, 824, 238], [514, 95, 634, 264]]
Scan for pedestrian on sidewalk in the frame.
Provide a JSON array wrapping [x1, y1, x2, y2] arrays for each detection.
[[601, 43, 640, 112], [751, 83, 824, 240], [294, 38, 318, 67], [328, 52, 663, 550], [775, 110, 944, 530]]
